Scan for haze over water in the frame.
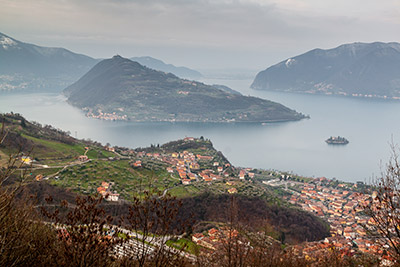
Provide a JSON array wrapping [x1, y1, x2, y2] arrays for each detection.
[[1, 79, 400, 183]]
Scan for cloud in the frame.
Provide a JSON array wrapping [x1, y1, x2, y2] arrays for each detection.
[[1, 0, 400, 69]]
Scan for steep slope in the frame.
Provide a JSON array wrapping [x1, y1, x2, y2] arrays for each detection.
[[0, 32, 98, 92], [251, 42, 400, 99], [64, 55, 305, 123], [130, 56, 202, 79]]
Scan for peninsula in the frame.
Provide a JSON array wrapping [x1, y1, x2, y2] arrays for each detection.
[[63, 55, 306, 123]]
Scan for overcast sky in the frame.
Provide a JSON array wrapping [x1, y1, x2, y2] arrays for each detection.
[[1, 0, 400, 71]]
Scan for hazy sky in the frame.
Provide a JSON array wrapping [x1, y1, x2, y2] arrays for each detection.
[[1, 0, 400, 71]]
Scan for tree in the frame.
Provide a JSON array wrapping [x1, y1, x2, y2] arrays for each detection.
[[119, 189, 190, 267], [41, 195, 124, 267], [362, 146, 400, 262], [0, 120, 57, 266]]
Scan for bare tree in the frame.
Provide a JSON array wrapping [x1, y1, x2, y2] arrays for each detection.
[[119, 189, 190, 267], [0, 119, 57, 266], [362, 145, 400, 262], [41, 195, 127, 267]]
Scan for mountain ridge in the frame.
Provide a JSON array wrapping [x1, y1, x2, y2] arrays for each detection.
[[130, 56, 202, 79], [0, 33, 204, 93], [0, 32, 99, 92], [251, 42, 400, 99]]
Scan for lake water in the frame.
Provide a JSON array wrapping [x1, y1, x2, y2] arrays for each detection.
[[1, 79, 400, 183]]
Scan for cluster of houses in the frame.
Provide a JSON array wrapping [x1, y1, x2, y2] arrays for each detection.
[[85, 108, 128, 121], [132, 137, 239, 186], [291, 235, 392, 263], [288, 181, 386, 257], [97, 181, 120, 202], [130, 140, 261, 195], [192, 227, 239, 251]]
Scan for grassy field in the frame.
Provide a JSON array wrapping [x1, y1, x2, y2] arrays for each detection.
[[166, 238, 199, 255], [50, 159, 182, 201], [23, 134, 115, 160]]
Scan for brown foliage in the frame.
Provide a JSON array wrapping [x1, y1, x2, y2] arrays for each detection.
[[178, 192, 329, 244], [117, 189, 191, 267], [0, 120, 57, 267], [362, 146, 400, 262]]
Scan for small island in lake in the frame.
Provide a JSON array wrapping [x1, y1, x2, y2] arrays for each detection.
[[325, 136, 349, 145]]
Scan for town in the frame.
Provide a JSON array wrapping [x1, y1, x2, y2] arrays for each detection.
[[111, 137, 385, 260], [21, 135, 387, 261]]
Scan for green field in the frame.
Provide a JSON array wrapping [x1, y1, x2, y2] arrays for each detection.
[[50, 159, 182, 201]]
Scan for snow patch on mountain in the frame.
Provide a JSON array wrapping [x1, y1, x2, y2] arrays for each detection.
[[0, 36, 17, 50], [285, 58, 295, 68]]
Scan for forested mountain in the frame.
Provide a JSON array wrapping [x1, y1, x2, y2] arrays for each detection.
[[64, 55, 305, 123]]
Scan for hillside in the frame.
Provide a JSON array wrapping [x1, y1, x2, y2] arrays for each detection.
[[0, 32, 98, 92], [0, 114, 329, 244], [64, 55, 305, 123], [251, 42, 400, 99], [130, 56, 202, 79], [0, 113, 114, 170]]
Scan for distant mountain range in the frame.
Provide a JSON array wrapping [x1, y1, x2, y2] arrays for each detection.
[[130, 56, 202, 79], [0, 32, 202, 92], [0, 32, 98, 92], [64, 55, 305, 123], [251, 42, 400, 99]]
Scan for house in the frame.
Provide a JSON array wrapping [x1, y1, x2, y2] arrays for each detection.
[[217, 166, 223, 172], [184, 137, 195, 141], [182, 179, 191, 185], [106, 193, 120, 202], [196, 237, 216, 250], [208, 228, 219, 237], [189, 163, 200, 170], [97, 187, 106, 194], [196, 155, 213, 161], [21, 156, 32, 164], [105, 146, 115, 152], [201, 174, 210, 179], [239, 170, 246, 179], [192, 233, 204, 242], [213, 162, 219, 167], [228, 188, 237, 194], [133, 160, 142, 167], [248, 172, 255, 178], [78, 155, 88, 162], [166, 167, 174, 173], [178, 172, 187, 179], [210, 173, 222, 180], [101, 181, 110, 188], [187, 173, 196, 180]]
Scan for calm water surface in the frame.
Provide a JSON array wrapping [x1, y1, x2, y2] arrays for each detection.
[[1, 79, 400, 183]]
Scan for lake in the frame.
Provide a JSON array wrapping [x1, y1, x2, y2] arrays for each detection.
[[1, 79, 400, 183]]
